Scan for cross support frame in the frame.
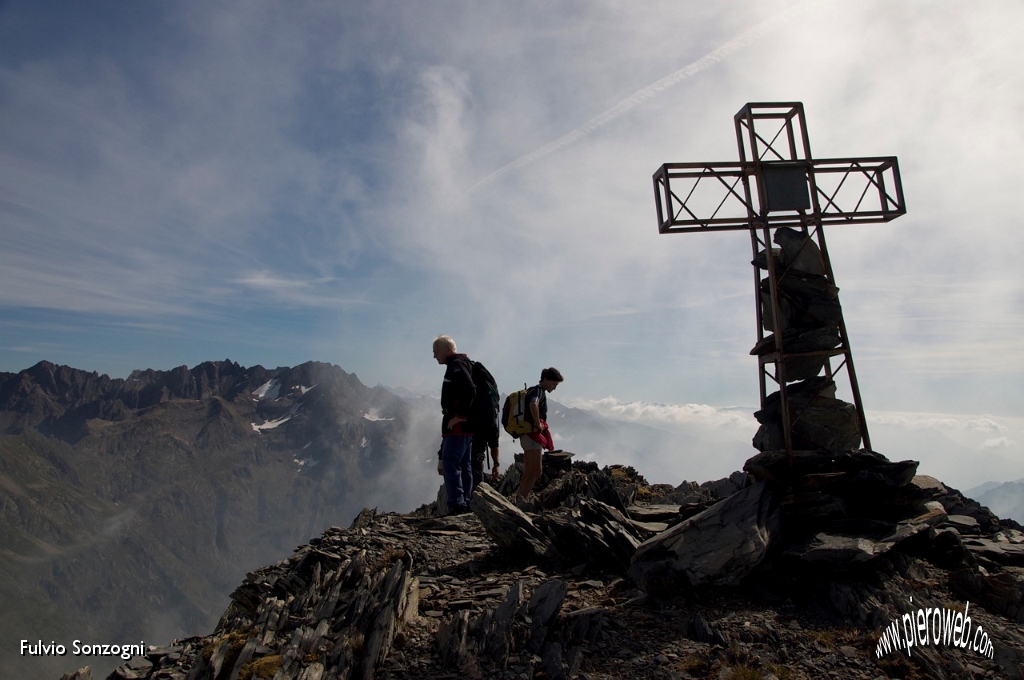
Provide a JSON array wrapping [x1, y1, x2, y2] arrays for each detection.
[[652, 103, 906, 463]]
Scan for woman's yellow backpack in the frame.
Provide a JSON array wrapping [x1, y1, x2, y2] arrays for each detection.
[[501, 384, 533, 438]]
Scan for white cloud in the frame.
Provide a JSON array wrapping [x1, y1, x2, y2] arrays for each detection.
[[868, 411, 1009, 433], [556, 397, 1024, 491], [868, 409, 1024, 489], [404, 66, 475, 213], [564, 396, 755, 431]]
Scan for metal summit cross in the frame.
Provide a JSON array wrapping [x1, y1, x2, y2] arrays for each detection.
[[652, 102, 905, 462]]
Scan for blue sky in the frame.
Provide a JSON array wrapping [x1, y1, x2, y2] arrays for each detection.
[[2, 1, 1023, 488]]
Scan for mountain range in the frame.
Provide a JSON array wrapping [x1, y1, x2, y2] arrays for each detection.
[[968, 480, 1024, 526], [0, 359, 437, 679]]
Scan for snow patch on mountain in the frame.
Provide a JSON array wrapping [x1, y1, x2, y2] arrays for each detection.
[[253, 379, 281, 400], [252, 404, 300, 432]]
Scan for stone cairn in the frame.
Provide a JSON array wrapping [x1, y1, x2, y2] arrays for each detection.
[[749, 226, 860, 454], [71, 447, 1024, 680]]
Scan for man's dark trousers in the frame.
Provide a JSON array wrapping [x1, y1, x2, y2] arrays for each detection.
[[442, 434, 473, 512]]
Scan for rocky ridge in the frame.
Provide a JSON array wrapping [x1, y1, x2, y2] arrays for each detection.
[[65, 450, 1024, 680]]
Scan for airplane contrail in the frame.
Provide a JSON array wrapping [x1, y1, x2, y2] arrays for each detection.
[[469, 1, 814, 193]]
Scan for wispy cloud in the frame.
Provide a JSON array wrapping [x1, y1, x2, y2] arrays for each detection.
[[469, 0, 818, 192], [231, 272, 377, 309]]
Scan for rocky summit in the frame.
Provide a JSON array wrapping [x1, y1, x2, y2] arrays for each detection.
[[63, 448, 1024, 680]]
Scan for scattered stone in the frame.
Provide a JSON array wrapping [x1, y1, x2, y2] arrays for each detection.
[[962, 537, 1024, 567], [59, 669, 93, 680], [945, 514, 982, 534], [625, 504, 685, 523]]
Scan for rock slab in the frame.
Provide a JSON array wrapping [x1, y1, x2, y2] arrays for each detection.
[[629, 481, 780, 590]]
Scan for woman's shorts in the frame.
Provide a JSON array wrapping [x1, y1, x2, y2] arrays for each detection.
[[520, 435, 543, 452]]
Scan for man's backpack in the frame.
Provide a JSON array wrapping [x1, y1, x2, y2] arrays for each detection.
[[470, 361, 500, 425], [501, 384, 533, 438]]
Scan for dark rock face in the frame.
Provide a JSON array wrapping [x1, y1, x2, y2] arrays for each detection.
[[0, 360, 434, 680]]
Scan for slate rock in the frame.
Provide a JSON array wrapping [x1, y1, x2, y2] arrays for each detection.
[[750, 324, 843, 382], [535, 500, 641, 572], [59, 669, 93, 680], [943, 514, 981, 534], [524, 579, 568, 654], [470, 482, 556, 559], [625, 504, 684, 523], [926, 528, 977, 569], [962, 537, 1024, 567], [774, 226, 827, 275], [750, 247, 782, 270], [753, 388, 861, 454], [630, 481, 780, 590], [700, 471, 750, 500], [950, 568, 1024, 624], [692, 613, 730, 646], [907, 474, 948, 498], [785, 502, 945, 566], [779, 492, 848, 530], [822, 580, 886, 627], [744, 449, 838, 482], [759, 276, 842, 333]]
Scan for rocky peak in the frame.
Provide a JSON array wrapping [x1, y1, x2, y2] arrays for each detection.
[[69, 450, 1024, 680]]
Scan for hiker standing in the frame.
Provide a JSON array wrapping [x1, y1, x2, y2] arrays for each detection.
[[516, 367, 564, 504], [433, 335, 476, 514]]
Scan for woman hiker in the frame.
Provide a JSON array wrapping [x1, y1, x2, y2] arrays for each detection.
[[515, 367, 564, 508]]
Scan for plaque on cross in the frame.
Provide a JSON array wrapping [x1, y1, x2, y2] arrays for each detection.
[[652, 102, 906, 462]]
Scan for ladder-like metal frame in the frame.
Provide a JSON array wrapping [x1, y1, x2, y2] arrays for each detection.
[[652, 102, 906, 461]]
